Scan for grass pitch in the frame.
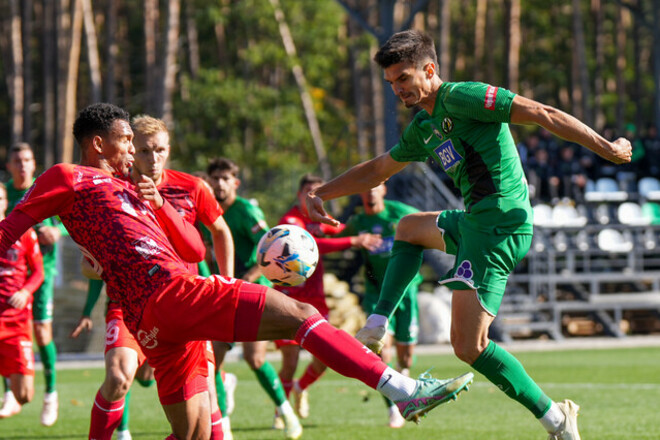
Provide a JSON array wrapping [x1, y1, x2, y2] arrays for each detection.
[[1, 345, 659, 439]]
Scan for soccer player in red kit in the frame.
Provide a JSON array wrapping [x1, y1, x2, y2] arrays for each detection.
[[70, 114, 233, 440], [274, 174, 382, 422], [0, 103, 472, 440], [0, 182, 44, 419]]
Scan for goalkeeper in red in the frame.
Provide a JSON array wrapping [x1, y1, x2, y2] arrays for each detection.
[[0, 102, 472, 439], [307, 30, 632, 440]]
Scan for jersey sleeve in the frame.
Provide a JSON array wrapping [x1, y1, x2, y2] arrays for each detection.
[[14, 164, 76, 223], [154, 199, 206, 263], [194, 178, 224, 226], [442, 82, 515, 123], [21, 229, 44, 294], [245, 203, 269, 246], [390, 119, 433, 163]]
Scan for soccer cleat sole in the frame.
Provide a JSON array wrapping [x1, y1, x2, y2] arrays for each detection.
[[406, 373, 473, 424]]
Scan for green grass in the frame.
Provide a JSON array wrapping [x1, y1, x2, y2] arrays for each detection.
[[2, 346, 660, 439]]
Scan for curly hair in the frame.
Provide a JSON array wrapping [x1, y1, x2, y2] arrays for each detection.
[[207, 157, 240, 177], [73, 103, 130, 145], [374, 29, 437, 69]]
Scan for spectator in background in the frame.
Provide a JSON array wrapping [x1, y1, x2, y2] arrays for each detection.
[[641, 123, 660, 178], [554, 145, 589, 204], [526, 148, 559, 204], [517, 132, 540, 169]]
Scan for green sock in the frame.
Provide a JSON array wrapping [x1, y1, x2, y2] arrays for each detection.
[[118, 389, 131, 431], [39, 341, 57, 393], [215, 370, 228, 416], [373, 241, 424, 318], [472, 341, 551, 418], [3, 377, 8, 393], [253, 361, 287, 406], [136, 377, 155, 388]]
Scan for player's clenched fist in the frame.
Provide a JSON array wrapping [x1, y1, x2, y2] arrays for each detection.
[[135, 175, 164, 209]]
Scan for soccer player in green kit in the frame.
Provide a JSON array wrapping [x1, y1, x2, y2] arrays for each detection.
[[344, 182, 422, 429], [307, 30, 632, 439], [207, 157, 302, 440], [1, 143, 66, 426]]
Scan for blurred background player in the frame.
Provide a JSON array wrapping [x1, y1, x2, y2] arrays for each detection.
[[274, 173, 381, 425], [0, 182, 44, 419], [206, 157, 302, 440], [2, 142, 66, 426], [343, 182, 422, 428], [70, 115, 233, 440]]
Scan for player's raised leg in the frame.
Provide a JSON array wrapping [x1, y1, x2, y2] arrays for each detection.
[[256, 287, 473, 423]]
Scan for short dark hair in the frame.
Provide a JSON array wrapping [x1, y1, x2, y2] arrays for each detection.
[[207, 157, 239, 177], [298, 173, 323, 191], [8, 142, 34, 157], [374, 30, 437, 69], [73, 103, 130, 145]]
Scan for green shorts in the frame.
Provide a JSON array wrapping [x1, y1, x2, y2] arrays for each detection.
[[362, 285, 419, 344], [437, 210, 531, 316], [33, 273, 54, 323]]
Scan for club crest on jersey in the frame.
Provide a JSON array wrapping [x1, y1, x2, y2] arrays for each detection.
[[137, 326, 159, 349], [434, 139, 462, 171], [484, 86, 498, 110], [133, 237, 163, 259], [455, 260, 474, 282], [442, 117, 453, 134]]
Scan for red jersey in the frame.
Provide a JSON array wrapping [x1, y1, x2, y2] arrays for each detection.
[[275, 205, 352, 307], [0, 163, 204, 332], [154, 169, 222, 273], [0, 228, 43, 322]]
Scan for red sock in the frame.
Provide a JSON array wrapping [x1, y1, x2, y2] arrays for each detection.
[[297, 363, 324, 391], [210, 409, 224, 440], [279, 375, 293, 398], [89, 390, 125, 440], [164, 435, 178, 440], [295, 314, 387, 389]]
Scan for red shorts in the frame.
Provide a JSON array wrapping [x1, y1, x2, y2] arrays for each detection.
[[136, 274, 266, 405], [0, 318, 35, 377], [105, 303, 147, 366]]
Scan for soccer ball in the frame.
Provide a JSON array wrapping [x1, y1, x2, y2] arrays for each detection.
[[256, 224, 319, 287]]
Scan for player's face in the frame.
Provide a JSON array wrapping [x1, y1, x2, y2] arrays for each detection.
[[360, 184, 386, 211], [298, 182, 322, 215], [7, 150, 36, 182], [384, 61, 434, 108], [100, 119, 135, 177], [209, 169, 239, 203], [133, 131, 170, 183]]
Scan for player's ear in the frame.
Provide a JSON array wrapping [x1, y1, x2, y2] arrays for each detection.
[[424, 62, 435, 79], [92, 135, 104, 155]]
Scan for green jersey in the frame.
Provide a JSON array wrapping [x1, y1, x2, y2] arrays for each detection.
[[223, 196, 271, 286], [390, 81, 532, 234], [6, 178, 68, 273], [344, 200, 423, 294]]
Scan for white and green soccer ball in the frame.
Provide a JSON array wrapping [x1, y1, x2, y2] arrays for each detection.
[[257, 224, 319, 287]]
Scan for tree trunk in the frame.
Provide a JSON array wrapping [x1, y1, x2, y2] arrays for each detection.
[[185, 0, 200, 79], [42, 0, 56, 167], [56, 0, 72, 164], [615, 5, 628, 133], [571, 0, 590, 125], [9, 0, 24, 145], [213, 0, 230, 65], [438, 0, 451, 81], [82, 0, 101, 102], [22, 0, 33, 146], [474, 0, 486, 82], [504, 0, 520, 92], [592, 0, 605, 130], [61, 0, 83, 164], [652, 0, 660, 132], [103, 0, 118, 103], [269, 0, 332, 182], [144, 0, 159, 113], [158, 0, 180, 127]]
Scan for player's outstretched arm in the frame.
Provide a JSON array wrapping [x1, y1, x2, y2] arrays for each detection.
[[207, 215, 235, 278], [510, 95, 632, 164], [307, 153, 409, 225]]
